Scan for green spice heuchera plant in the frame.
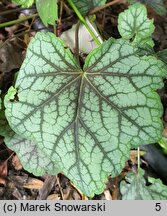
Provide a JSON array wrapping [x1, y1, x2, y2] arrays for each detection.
[[1, 3, 167, 197]]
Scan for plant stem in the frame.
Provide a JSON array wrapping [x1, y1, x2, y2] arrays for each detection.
[[66, 0, 102, 46], [74, 21, 81, 65], [86, 17, 103, 44], [89, 0, 122, 15], [0, 14, 38, 29], [0, 7, 27, 16]]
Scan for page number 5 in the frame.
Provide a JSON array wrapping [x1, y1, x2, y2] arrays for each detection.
[[155, 203, 161, 211]]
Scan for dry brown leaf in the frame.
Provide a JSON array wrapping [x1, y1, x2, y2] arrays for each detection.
[[47, 194, 61, 200], [12, 155, 23, 171], [37, 175, 57, 200], [23, 178, 44, 190], [72, 190, 81, 200], [62, 188, 73, 200], [81, 195, 89, 200]]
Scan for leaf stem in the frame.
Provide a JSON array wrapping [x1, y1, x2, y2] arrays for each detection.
[[66, 0, 102, 46], [0, 14, 38, 29], [0, 7, 28, 16], [74, 21, 81, 65]]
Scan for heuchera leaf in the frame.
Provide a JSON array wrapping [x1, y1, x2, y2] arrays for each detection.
[[12, 0, 34, 7], [120, 169, 167, 199], [72, 0, 107, 15], [118, 3, 154, 42], [36, 0, 58, 27], [4, 31, 166, 196]]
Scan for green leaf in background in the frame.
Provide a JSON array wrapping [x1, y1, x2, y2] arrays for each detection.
[[12, 0, 34, 7], [120, 169, 167, 199], [0, 109, 60, 176], [36, 0, 58, 26], [127, 0, 167, 16], [72, 0, 106, 15], [4, 31, 166, 196], [118, 3, 154, 43]]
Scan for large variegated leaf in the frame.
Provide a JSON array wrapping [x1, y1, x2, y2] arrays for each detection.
[[4, 32, 166, 196], [120, 169, 167, 199], [72, 0, 106, 15], [118, 3, 154, 42]]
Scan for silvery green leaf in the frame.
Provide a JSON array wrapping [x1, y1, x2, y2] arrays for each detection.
[[4, 32, 166, 196], [118, 3, 154, 42]]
